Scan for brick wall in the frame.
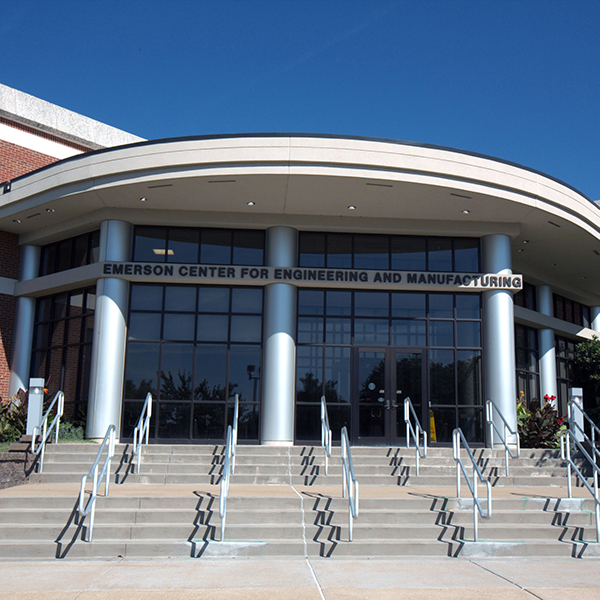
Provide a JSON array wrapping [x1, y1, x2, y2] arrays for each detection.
[[0, 231, 19, 400], [0, 139, 59, 182]]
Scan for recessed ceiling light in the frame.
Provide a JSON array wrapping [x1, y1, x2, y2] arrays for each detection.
[[140, 197, 148, 202], [247, 201, 255, 206], [517, 249, 524, 253], [45, 208, 55, 213], [462, 209, 470, 214], [12, 219, 21, 224], [522, 240, 529, 244], [348, 205, 356, 210]]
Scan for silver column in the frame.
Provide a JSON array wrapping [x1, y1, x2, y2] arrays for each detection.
[[482, 234, 517, 446], [261, 226, 298, 445], [86, 220, 132, 439], [537, 285, 557, 407], [8, 245, 40, 397]]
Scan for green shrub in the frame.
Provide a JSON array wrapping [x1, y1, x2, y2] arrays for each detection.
[[58, 421, 85, 442]]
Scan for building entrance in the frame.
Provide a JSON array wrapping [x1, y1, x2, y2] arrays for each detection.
[[354, 348, 424, 445]]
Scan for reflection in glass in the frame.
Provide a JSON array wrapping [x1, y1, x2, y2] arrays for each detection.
[[354, 319, 389, 344], [456, 321, 481, 347], [429, 321, 454, 347], [428, 238, 452, 271], [355, 292, 388, 317], [298, 290, 324, 315], [124, 342, 159, 399], [430, 349, 455, 405], [458, 407, 483, 443], [131, 285, 163, 311], [129, 313, 161, 340], [299, 233, 325, 267], [134, 227, 167, 262], [163, 313, 195, 341], [429, 294, 453, 318], [327, 234, 352, 268], [354, 235, 389, 270], [167, 228, 199, 263], [391, 236, 426, 270], [197, 314, 228, 341], [193, 403, 225, 439], [160, 343, 193, 399], [201, 230, 231, 264], [232, 288, 262, 313], [230, 315, 262, 342], [228, 402, 259, 440], [391, 320, 426, 346], [232, 230, 264, 266], [325, 318, 351, 344], [122, 400, 157, 438], [158, 403, 191, 438], [456, 294, 480, 319], [194, 344, 227, 401], [457, 350, 482, 406], [228, 345, 261, 402], [296, 404, 320, 441], [326, 291, 351, 315], [198, 287, 230, 313], [297, 317, 323, 344], [430, 407, 455, 443], [454, 238, 479, 272], [296, 346, 323, 403], [358, 352, 386, 438], [391, 293, 426, 318], [165, 286, 196, 312], [325, 346, 351, 403]]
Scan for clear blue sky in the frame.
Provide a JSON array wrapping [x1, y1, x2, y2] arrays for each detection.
[[3, 1, 600, 199]]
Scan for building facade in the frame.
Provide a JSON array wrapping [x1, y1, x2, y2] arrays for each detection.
[[1, 88, 599, 447]]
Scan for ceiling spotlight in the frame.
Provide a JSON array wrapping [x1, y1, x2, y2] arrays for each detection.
[[462, 209, 470, 215], [517, 249, 524, 253], [247, 201, 255, 206], [522, 240, 529, 244], [12, 219, 21, 224], [348, 205, 356, 210], [45, 208, 55, 213], [140, 197, 148, 202]]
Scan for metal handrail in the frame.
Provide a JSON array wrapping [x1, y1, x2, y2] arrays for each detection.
[[78, 424, 116, 542], [219, 394, 239, 541], [404, 396, 427, 476], [30, 390, 64, 473], [131, 392, 152, 474], [485, 399, 520, 477], [560, 429, 600, 542], [321, 395, 332, 476], [341, 426, 359, 541], [568, 400, 600, 451], [452, 427, 492, 542]]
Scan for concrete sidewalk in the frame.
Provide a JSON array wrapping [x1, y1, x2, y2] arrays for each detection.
[[2, 556, 600, 599]]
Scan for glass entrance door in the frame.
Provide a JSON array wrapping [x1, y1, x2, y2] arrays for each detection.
[[355, 348, 424, 445]]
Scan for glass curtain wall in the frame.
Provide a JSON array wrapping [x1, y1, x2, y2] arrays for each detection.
[[123, 284, 263, 441], [515, 324, 540, 408]]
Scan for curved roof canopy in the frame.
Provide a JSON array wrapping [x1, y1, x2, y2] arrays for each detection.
[[2, 134, 600, 301]]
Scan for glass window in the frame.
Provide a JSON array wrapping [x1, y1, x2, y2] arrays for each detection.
[[194, 344, 228, 401], [198, 287, 230, 313], [457, 350, 482, 405], [134, 227, 167, 262], [325, 318, 351, 344], [391, 236, 426, 271], [232, 230, 264, 265], [167, 229, 199, 263], [129, 313, 162, 340], [456, 294, 480, 319], [164, 286, 196, 312], [163, 313, 195, 341], [231, 287, 262, 313], [326, 291, 352, 316], [391, 293, 426, 318], [429, 294, 453, 318], [124, 342, 159, 399], [327, 234, 352, 268], [230, 315, 262, 342], [297, 346, 323, 403], [158, 403, 190, 438], [428, 238, 452, 271], [299, 233, 326, 267], [57, 240, 72, 272], [297, 317, 324, 344], [454, 239, 479, 272], [429, 321, 454, 347], [298, 290, 324, 315], [324, 346, 351, 403], [391, 320, 426, 346], [193, 404, 225, 439], [354, 235, 389, 270], [354, 319, 389, 344], [456, 321, 481, 347], [430, 349, 455, 405], [131, 285, 163, 311], [355, 292, 388, 317], [160, 343, 194, 399], [228, 345, 261, 402], [201, 229, 231, 264], [197, 314, 228, 341]]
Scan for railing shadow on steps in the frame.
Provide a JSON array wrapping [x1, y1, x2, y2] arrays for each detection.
[[299, 446, 321, 486], [303, 492, 340, 557], [189, 492, 219, 558]]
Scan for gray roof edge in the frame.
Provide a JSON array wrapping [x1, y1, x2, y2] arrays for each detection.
[[0, 83, 145, 149]]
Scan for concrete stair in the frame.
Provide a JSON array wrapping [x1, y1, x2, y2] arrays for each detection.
[[1, 443, 598, 559]]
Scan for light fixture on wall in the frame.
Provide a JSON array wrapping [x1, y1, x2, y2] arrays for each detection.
[[45, 208, 55, 213], [247, 201, 255, 206], [348, 205, 356, 210], [461, 209, 470, 214], [140, 197, 148, 202]]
